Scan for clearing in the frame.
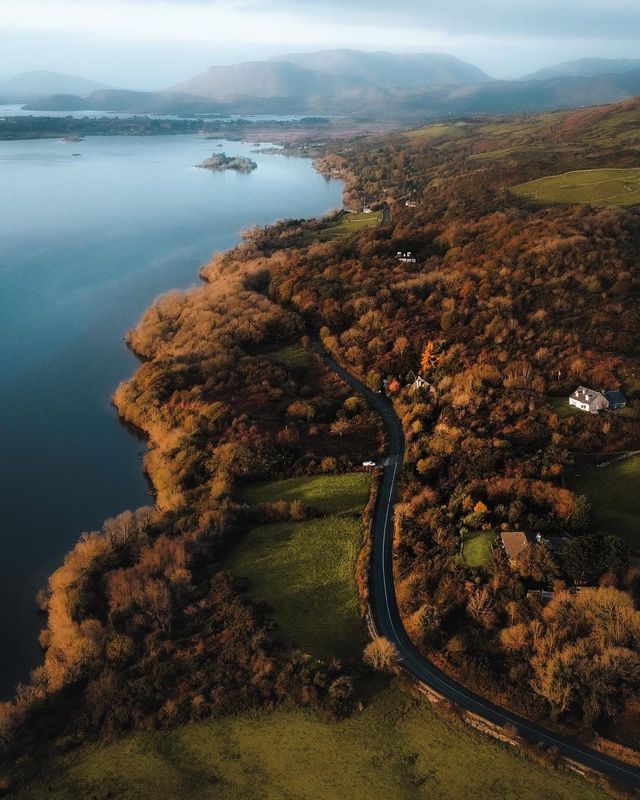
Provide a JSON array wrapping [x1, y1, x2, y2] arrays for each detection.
[[313, 210, 382, 241], [511, 168, 640, 207], [462, 530, 495, 567], [233, 473, 372, 661], [262, 344, 313, 370], [568, 454, 640, 553], [239, 472, 371, 516]]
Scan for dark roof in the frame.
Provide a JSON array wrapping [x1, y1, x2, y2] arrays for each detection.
[[604, 390, 626, 405]]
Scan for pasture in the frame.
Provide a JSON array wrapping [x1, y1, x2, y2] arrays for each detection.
[[511, 168, 640, 207], [568, 454, 640, 553]]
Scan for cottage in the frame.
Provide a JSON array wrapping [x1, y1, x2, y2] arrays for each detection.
[[569, 386, 609, 413], [410, 375, 434, 394], [569, 386, 626, 413], [500, 531, 531, 563]]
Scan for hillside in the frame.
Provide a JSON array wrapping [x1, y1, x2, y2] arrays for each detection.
[[0, 70, 109, 101], [23, 89, 225, 115], [524, 57, 640, 81], [168, 60, 370, 100], [270, 49, 491, 88]]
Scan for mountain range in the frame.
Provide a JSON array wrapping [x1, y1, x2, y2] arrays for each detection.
[[0, 70, 109, 101], [523, 57, 640, 81], [8, 52, 640, 120]]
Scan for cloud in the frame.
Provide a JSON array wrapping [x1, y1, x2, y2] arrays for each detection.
[[266, 0, 640, 40], [3, 0, 638, 40]]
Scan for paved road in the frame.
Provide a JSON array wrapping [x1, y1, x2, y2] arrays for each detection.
[[318, 347, 640, 789]]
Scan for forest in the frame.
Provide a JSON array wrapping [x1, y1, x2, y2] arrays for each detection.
[[2, 96, 640, 790]]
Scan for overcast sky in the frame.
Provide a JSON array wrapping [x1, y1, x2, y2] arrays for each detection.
[[0, 0, 638, 88]]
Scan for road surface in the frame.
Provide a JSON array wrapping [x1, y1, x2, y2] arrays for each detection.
[[318, 347, 640, 789]]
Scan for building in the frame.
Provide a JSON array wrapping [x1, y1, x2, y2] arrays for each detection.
[[500, 531, 531, 564], [569, 386, 609, 413], [569, 386, 626, 413], [604, 390, 627, 410], [410, 375, 433, 394]]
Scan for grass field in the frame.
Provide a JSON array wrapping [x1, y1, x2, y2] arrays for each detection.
[[548, 396, 581, 419], [234, 474, 372, 660], [263, 344, 313, 370], [568, 454, 640, 553], [405, 122, 471, 142], [511, 168, 640, 207], [14, 685, 607, 800], [239, 473, 371, 516], [462, 530, 495, 567], [314, 210, 382, 241]]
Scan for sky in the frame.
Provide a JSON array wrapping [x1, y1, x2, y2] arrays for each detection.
[[0, 0, 638, 88]]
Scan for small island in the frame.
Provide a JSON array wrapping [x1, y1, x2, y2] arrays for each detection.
[[197, 152, 257, 173]]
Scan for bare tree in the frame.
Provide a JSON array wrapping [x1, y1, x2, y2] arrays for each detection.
[[363, 637, 400, 672]]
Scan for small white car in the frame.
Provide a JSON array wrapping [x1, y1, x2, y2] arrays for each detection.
[[362, 460, 376, 467]]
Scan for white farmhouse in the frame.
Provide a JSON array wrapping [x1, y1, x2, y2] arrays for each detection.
[[569, 386, 610, 413]]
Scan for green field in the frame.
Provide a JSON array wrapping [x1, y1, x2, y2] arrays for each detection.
[[14, 685, 608, 800], [568, 454, 640, 553], [314, 210, 382, 241], [462, 530, 495, 567], [239, 473, 371, 517], [512, 168, 640, 207], [234, 473, 372, 661], [228, 516, 366, 660], [405, 122, 471, 142], [548, 396, 581, 419], [263, 344, 313, 370]]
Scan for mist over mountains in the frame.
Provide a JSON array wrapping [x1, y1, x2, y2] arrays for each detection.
[[8, 51, 640, 120], [0, 70, 109, 101]]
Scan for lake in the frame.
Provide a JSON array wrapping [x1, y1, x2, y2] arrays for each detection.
[[0, 134, 343, 698]]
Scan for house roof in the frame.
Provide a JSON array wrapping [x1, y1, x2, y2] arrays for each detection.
[[604, 390, 626, 405], [501, 531, 531, 560], [570, 386, 609, 410], [571, 386, 605, 403]]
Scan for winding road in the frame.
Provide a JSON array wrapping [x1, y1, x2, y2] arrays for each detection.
[[318, 347, 640, 789]]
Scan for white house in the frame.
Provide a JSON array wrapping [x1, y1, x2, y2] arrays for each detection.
[[569, 386, 626, 413], [410, 375, 433, 394]]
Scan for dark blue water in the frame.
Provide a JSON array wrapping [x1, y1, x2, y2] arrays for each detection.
[[0, 135, 343, 697]]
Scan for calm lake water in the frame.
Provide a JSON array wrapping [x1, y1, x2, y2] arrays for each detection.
[[0, 134, 343, 698]]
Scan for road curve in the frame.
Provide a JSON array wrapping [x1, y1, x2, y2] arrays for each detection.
[[317, 347, 640, 789]]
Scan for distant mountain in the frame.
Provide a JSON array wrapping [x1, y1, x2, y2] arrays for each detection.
[[20, 53, 640, 122], [523, 58, 640, 81], [24, 89, 226, 115], [169, 60, 372, 101], [0, 71, 109, 101], [271, 49, 491, 88], [376, 70, 640, 120]]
